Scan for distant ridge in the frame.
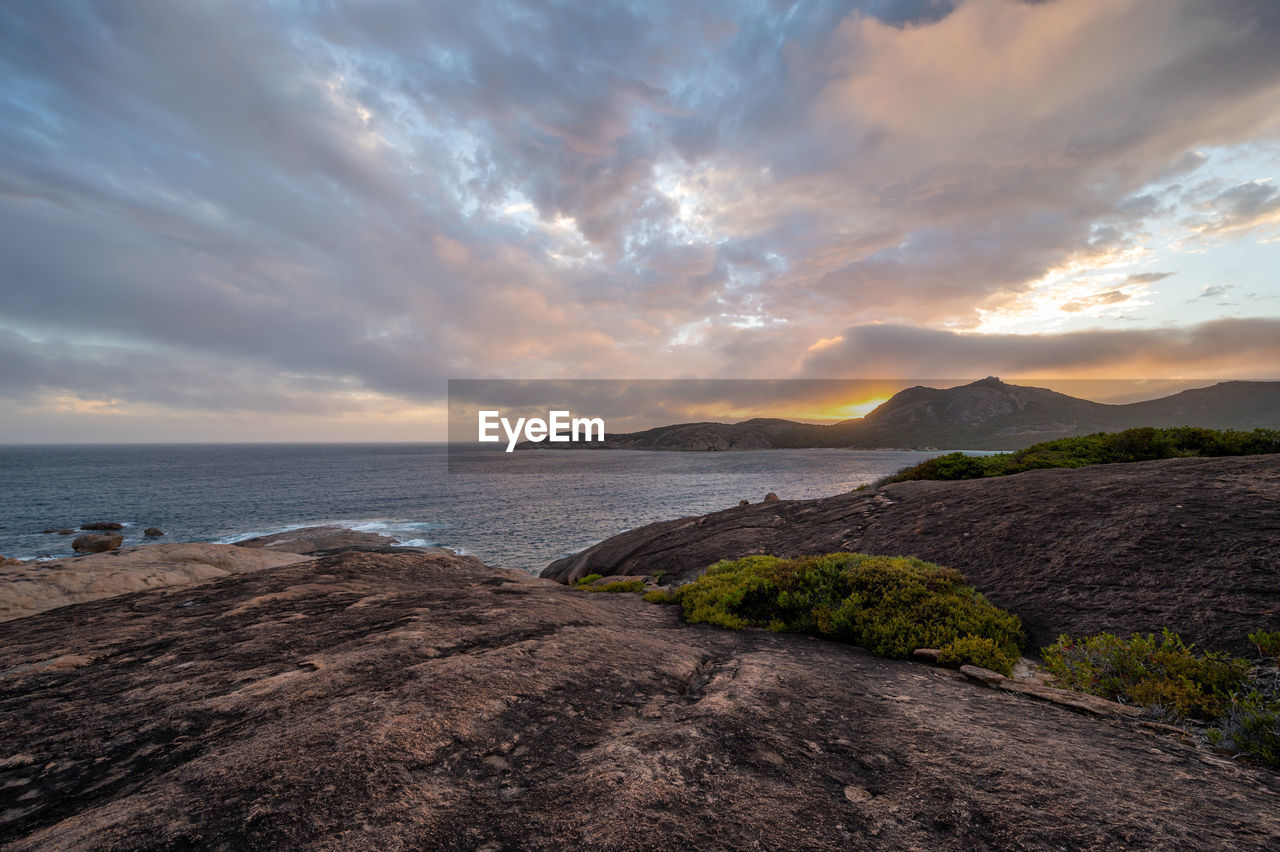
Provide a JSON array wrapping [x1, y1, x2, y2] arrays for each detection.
[[558, 378, 1280, 451]]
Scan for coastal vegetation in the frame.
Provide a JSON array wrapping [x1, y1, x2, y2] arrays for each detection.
[[1043, 630, 1280, 768], [1042, 630, 1250, 720], [877, 426, 1280, 485], [575, 576, 646, 593], [939, 635, 1017, 676], [645, 552, 1023, 665]]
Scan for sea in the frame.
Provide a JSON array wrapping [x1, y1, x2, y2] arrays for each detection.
[[0, 444, 947, 574]]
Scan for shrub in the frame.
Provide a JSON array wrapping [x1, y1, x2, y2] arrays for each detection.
[[663, 552, 1023, 661], [652, 569, 669, 583], [644, 588, 680, 604], [1249, 629, 1280, 663], [1041, 630, 1251, 720], [574, 574, 603, 587], [877, 426, 1280, 485], [1209, 693, 1280, 769], [581, 579, 645, 594], [939, 635, 1017, 676]]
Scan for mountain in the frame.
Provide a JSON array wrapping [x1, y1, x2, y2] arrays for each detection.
[[569, 378, 1280, 451]]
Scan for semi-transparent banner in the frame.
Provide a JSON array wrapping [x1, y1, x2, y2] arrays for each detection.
[[445, 378, 1245, 474]]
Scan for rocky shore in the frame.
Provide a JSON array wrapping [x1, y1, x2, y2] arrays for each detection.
[[0, 526, 455, 623], [2, 458, 1279, 849]]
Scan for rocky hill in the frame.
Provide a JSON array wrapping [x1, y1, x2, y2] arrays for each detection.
[[572, 378, 1280, 450], [543, 454, 1280, 655], [3, 549, 1279, 849]]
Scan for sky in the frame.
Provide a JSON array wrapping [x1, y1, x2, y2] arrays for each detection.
[[1, 0, 1279, 442]]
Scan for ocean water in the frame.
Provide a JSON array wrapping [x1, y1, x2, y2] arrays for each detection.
[[0, 444, 944, 574]]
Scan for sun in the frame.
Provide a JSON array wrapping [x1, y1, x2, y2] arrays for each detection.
[[841, 396, 890, 419]]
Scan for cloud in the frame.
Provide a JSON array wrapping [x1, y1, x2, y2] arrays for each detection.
[[1194, 284, 1235, 301], [1185, 179, 1280, 239], [799, 318, 1280, 378], [0, 0, 1278, 438]]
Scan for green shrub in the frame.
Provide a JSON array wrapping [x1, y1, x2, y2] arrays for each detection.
[[878, 426, 1280, 485], [652, 569, 669, 583], [574, 573, 603, 587], [663, 552, 1022, 661], [1041, 630, 1251, 720], [939, 635, 1016, 676], [1209, 693, 1280, 769], [644, 588, 680, 604], [580, 579, 645, 594], [1249, 629, 1280, 663]]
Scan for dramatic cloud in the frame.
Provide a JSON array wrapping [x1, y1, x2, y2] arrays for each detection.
[[801, 318, 1280, 378], [0, 0, 1278, 439]]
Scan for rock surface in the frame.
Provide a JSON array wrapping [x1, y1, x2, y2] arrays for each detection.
[[234, 524, 416, 555], [0, 543, 310, 622], [543, 455, 1280, 655], [80, 523, 124, 532], [2, 550, 1278, 850], [71, 534, 123, 554], [143, 528, 164, 538]]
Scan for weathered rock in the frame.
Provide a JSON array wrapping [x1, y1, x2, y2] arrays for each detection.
[[0, 543, 310, 622], [1, 551, 1277, 850], [960, 664, 1006, 686], [738, 499, 750, 506], [0, 555, 24, 567], [143, 527, 164, 538], [41, 529, 75, 536], [763, 491, 780, 502], [79, 522, 123, 532], [543, 455, 1280, 656], [997, 680, 1145, 719], [234, 524, 410, 555], [70, 534, 122, 554], [912, 648, 942, 663]]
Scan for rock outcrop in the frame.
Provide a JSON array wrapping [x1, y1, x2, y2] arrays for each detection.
[[0, 543, 310, 622], [143, 528, 164, 538], [2, 550, 1278, 849], [234, 524, 417, 555], [79, 523, 124, 531], [71, 534, 123, 554], [543, 455, 1280, 656]]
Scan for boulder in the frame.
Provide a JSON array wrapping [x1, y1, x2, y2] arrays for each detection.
[[79, 522, 123, 531], [71, 534, 123, 554], [738, 499, 750, 506], [762, 492, 780, 503], [234, 524, 404, 555], [41, 528, 75, 536], [144, 527, 165, 538]]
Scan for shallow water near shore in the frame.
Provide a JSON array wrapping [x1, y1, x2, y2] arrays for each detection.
[[0, 444, 946, 572]]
